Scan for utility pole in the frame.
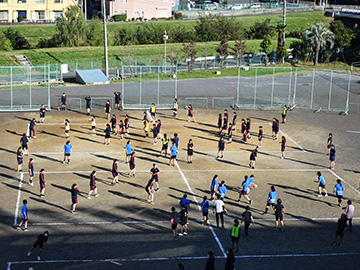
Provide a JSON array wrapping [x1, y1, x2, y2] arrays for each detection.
[[102, 0, 109, 77], [163, 30, 168, 71], [283, 0, 286, 46]]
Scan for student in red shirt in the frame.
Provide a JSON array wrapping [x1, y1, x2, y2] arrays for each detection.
[[39, 169, 46, 198], [112, 159, 119, 185], [27, 231, 49, 261], [87, 171, 99, 199]]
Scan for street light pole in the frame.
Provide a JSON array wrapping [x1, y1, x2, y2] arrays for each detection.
[[163, 30, 168, 71], [102, 0, 109, 77], [283, 0, 286, 46]]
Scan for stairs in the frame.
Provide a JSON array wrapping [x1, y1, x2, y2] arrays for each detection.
[[15, 55, 32, 66]]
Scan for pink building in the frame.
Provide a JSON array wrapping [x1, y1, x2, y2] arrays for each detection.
[[107, 0, 172, 20]]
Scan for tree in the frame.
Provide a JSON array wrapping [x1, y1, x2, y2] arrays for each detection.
[[182, 40, 197, 72], [0, 37, 12, 51], [303, 23, 335, 65], [246, 19, 275, 39], [289, 40, 309, 62], [329, 20, 355, 62], [86, 17, 103, 46], [276, 46, 288, 64], [231, 36, 246, 67], [260, 35, 272, 66], [3, 28, 29, 50], [275, 24, 286, 47], [217, 38, 229, 69]]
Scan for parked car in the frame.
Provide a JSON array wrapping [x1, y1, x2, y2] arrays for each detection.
[[231, 3, 248, 10], [204, 1, 217, 10], [251, 3, 261, 9]]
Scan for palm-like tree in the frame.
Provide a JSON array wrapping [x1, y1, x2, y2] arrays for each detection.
[[303, 23, 335, 65]]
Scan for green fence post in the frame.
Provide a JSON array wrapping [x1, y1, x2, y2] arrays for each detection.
[[44, 65, 46, 82], [254, 67, 258, 107], [288, 67, 292, 106], [327, 70, 333, 111], [29, 66, 32, 108], [293, 68, 298, 106], [310, 69, 315, 109], [345, 72, 351, 113], [10, 66, 13, 109], [236, 67, 240, 106], [157, 66, 160, 105], [175, 65, 178, 99], [48, 65, 51, 110], [271, 67, 275, 107]]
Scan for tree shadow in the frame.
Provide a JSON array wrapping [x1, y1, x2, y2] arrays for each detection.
[[39, 130, 60, 137], [92, 165, 110, 172], [3, 183, 39, 197], [118, 178, 144, 189], [0, 172, 19, 181], [91, 154, 115, 161], [15, 116, 33, 122], [6, 129, 23, 136], [32, 154, 61, 164], [0, 163, 17, 171], [0, 147, 15, 154]]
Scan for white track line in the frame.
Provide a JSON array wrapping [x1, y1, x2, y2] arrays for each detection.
[[7, 252, 359, 267], [13, 173, 23, 226], [346, 130, 360, 134], [328, 169, 360, 194], [39, 122, 269, 126], [269, 123, 306, 152], [175, 160, 226, 257]]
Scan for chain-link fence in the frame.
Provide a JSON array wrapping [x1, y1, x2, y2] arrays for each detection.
[[0, 65, 51, 111]]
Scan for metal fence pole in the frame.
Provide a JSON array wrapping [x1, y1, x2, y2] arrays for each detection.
[[345, 72, 351, 113], [48, 65, 51, 110], [175, 66, 178, 99], [55, 63, 58, 81], [139, 66, 142, 106], [327, 70, 333, 111], [44, 65, 46, 81], [236, 67, 240, 106], [293, 68, 298, 106], [271, 67, 275, 106], [10, 66, 13, 109], [288, 67, 292, 106], [76, 60, 78, 71], [157, 66, 160, 105], [29, 66, 32, 108], [121, 66, 125, 109], [310, 69, 315, 109], [254, 67, 258, 107]]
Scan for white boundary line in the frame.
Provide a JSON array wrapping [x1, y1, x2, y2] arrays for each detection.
[[328, 169, 360, 194], [13, 173, 23, 226], [269, 123, 306, 152], [175, 160, 226, 257], [7, 252, 359, 267], [346, 130, 360, 134], [38, 122, 270, 126]]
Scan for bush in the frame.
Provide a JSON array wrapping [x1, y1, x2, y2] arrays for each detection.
[[246, 19, 274, 39], [37, 37, 58, 48], [0, 37, 12, 51], [175, 13, 182, 20], [3, 28, 29, 50], [112, 14, 127, 21], [17, 16, 24, 23], [287, 30, 302, 39]]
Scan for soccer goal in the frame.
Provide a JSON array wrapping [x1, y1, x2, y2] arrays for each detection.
[[185, 97, 208, 109], [58, 98, 82, 110], [212, 97, 235, 109]]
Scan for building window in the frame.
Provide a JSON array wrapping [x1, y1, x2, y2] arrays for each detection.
[[54, 11, 63, 19], [36, 0, 45, 3], [119, 0, 127, 2], [54, 0, 62, 3], [0, 11, 9, 20], [0, 0, 9, 3], [36, 11, 45, 20], [17, 0, 26, 3]]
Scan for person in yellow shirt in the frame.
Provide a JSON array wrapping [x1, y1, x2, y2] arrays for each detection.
[[143, 119, 149, 138], [89, 116, 96, 135], [64, 119, 70, 139]]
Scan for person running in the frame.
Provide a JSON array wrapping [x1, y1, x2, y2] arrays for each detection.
[[217, 136, 225, 159], [87, 171, 99, 199], [112, 159, 119, 185], [17, 199, 29, 231], [110, 114, 117, 135], [104, 124, 111, 145], [187, 139, 194, 163], [281, 105, 288, 123], [85, 96, 91, 115], [118, 120, 124, 140], [128, 152, 136, 177], [173, 99, 179, 117], [241, 206, 255, 237], [217, 114, 223, 133], [327, 133, 333, 155], [218, 181, 227, 199], [246, 118, 251, 139], [210, 175, 218, 200], [105, 100, 111, 120], [145, 178, 155, 204], [222, 111, 228, 132], [170, 207, 179, 238], [258, 126, 263, 147], [150, 163, 160, 191], [71, 183, 79, 213], [232, 112, 237, 131], [249, 146, 259, 169], [230, 219, 241, 253], [125, 140, 132, 163], [213, 194, 227, 228], [205, 251, 215, 270], [39, 169, 46, 198], [200, 196, 210, 225], [169, 142, 178, 166], [187, 104, 195, 122], [39, 104, 47, 123], [160, 134, 169, 157], [28, 158, 34, 186], [63, 140, 72, 164], [124, 115, 130, 136], [315, 171, 328, 197], [179, 194, 190, 223], [60, 93, 67, 110], [89, 115, 96, 135], [20, 133, 29, 156], [29, 118, 36, 138], [334, 179, 345, 207], [280, 136, 286, 159], [179, 205, 189, 236], [274, 198, 285, 231], [329, 144, 336, 170], [64, 119, 70, 139], [345, 200, 354, 232], [227, 124, 233, 144], [264, 186, 277, 214], [27, 231, 49, 260], [151, 124, 158, 145], [246, 174, 258, 190], [238, 176, 252, 204], [150, 103, 157, 121], [172, 133, 179, 148], [331, 214, 347, 246], [143, 119, 149, 138], [114, 92, 121, 110], [17, 147, 23, 172]]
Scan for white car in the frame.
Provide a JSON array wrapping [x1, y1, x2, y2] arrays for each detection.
[[251, 4, 261, 9], [204, 1, 217, 10], [231, 4, 247, 10]]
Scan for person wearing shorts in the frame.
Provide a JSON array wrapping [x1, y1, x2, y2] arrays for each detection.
[[249, 146, 258, 169], [114, 92, 121, 110], [151, 124, 158, 144], [39, 169, 46, 197], [63, 140, 72, 164], [228, 124, 233, 144], [334, 179, 345, 207], [28, 158, 34, 186], [39, 104, 47, 123], [210, 175, 218, 200], [246, 118, 251, 139], [187, 104, 195, 122], [17, 199, 28, 231], [104, 124, 111, 145], [238, 176, 252, 204], [187, 139, 194, 163], [230, 219, 241, 252], [150, 103, 157, 120], [331, 214, 347, 246], [218, 114, 223, 133], [329, 144, 336, 170], [143, 119, 149, 138], [264, 186, 277, 214], [61, 93, 67, 110], [146, 178, 155, 204], [170, 207, 179, 238], [105, 100, 111, 120], [20, 133, 29, 155], [222, 111, 228, 132], [258, 126, 263, 147], [280, 136, 286, 159], [124, 115, 130, 136], [232, 112, 237, 131], [169, 142, 178, 166], [315, 171, 328, 196], [327, 133, 333, 155], [274, 199, 284, 231], [150, 163, 160, 191], [89, 116, 96, 135], [29, 118, 36, 138], [128, 152, 136, 177], [87, 171, 99, 199], [85, 96, 91, 115], [118, 120, 124, 140], [110, 114, 117, 135], [272, 118, 279, 140], [112, 159, 119, 185], [200, 196, 210, 225], [179, 205, 188, 236], [27, 231, 49, 260], [161, 134, 169, 157], [71, 183, 79, 213], [217, 137, 225, 159], [281, 105, 288, 123], [125, 140, 132, 163], [64, 119, 70, 139], [17, 147, 23, 172]]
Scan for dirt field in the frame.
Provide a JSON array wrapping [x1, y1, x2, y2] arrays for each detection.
[[0, 107, 359, 270]]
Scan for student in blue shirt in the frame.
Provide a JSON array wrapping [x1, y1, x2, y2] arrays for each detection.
[[329, 144, 336, 170], [246, 174, 258, 191], [200, 196, 210, 225], [315, 171, 328, 197], [210, 175, 218, 200], [179, 194, 190, 223], [63, 141, 72, 165], [125, 140, 132, 163], [218, 181, 227, 199], [17, 199, 28, 231], [334, 179, 345, 207], [238, 176, 252, 204], [172, 133, 179, 148], [264, 186, 277, 214], [169, 142, 178, 166]]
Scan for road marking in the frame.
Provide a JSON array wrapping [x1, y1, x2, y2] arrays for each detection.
[[346, 130, 360, 134], [270, 123, 306, 152], [328, 169, 360, 194], [110, 260, 123, 266], [38, 122, 270, 126], [13, 173, 23, 226], [175, 160, 226, 257]]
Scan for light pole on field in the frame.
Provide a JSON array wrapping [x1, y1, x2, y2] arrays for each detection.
[[163, 30, 168, 72], [102, 0, 109, 77]]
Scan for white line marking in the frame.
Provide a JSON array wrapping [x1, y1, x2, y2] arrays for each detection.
[[7, 252, 359, 266], [328, 169, 360, 194], [346, 130, 360, 134], [38, 122, 269, 126], [271, 124, 306, 152], [146, 110, 156, 125], [13, 173, 23, 226], [6, 262, 11, 270], [175, 160, 226, 257], [110, 260, 123, 266]]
